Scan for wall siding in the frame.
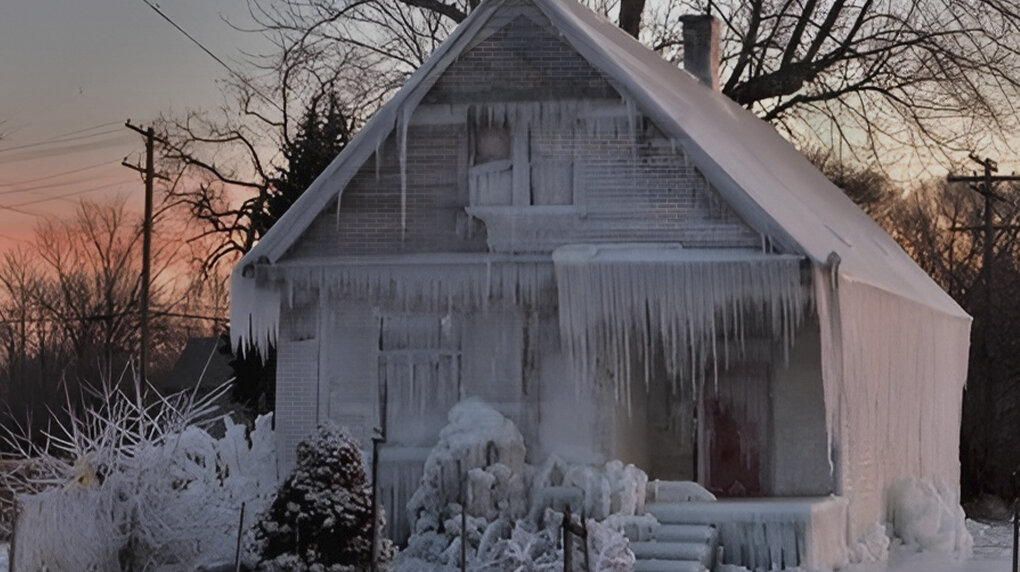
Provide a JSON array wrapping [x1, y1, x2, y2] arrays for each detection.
[[281, 11, 759, 261]]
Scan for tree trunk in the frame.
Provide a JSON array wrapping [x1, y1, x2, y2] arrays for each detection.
[[618, 0, 645, 39]]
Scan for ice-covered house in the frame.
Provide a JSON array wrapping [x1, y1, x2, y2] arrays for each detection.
[[230, 0, 971, 567]]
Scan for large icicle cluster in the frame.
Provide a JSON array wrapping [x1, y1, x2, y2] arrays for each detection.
[[553, 245, 806, 405], [235, 256, 557, 355], [398, 398, 643, 572]]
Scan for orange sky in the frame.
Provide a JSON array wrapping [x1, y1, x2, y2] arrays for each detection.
[[0, 0, 264, 247]]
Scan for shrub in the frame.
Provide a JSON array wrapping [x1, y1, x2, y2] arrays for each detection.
[[250, 422, 391, 570]]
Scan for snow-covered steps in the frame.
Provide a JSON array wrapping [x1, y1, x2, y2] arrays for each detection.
[[623, 517, 718, 571], [631, 540, 711, 561], [633, 559, 708, 572], [643, 496, 851, 572]]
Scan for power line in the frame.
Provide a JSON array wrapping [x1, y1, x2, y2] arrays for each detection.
[[0, 160, 118, 189], [142, 0, 284, 113], [0, 171, 126, 197], [0, 178, 134, 214], [0, 126, 122, 154], [0, 133, 135, 165]]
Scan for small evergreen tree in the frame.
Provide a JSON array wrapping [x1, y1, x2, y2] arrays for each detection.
[[264, 91, 351, 232], [250, 422, 390, 570]]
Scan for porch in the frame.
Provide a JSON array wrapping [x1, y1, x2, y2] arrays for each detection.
[[631, 484, 849, 571]]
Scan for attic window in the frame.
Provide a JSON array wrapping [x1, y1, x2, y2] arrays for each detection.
[[469, 122, 513, 206], [476, 126, 510, 163]]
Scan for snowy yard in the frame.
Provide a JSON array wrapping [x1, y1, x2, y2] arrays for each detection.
[[849, 520, 1013, 572]]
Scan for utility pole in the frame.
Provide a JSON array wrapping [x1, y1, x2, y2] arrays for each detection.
[[947, 154, 1020, 500], [947, 153, 1020, 301], [122, 121, 167, 383]]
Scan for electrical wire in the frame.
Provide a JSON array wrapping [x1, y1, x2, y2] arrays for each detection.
[[0, 171, 126, 197], [0, 134, 135, 165], [0, 124, 122, 154], [0, 160, 117, 189], [6, 178, 136, 209], [142, 0, 284, 113]]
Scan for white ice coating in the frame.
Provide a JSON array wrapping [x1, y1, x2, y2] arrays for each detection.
[[815, 272, 971, 544], [230, 265, 281, 354], [232, 254, 556, 353], [887, 478, 972, 555], [270, 254, 554, 312], [399, 399, 645, 571], [467, 99, 639, 139], [13, 415, 278, 571], [553, 244, 806, 407], [226, 0, 973, 558]]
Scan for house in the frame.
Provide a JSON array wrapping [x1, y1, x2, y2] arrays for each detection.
[[230, 0, 971, 567]]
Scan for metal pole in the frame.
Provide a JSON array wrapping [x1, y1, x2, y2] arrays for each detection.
[[371, 378, 387, 572], [234, 502, 246, 572], [9, 499, 17, 572], [460, 462, 467, 572], [370, 437, 381, 572], [563, 505, 572, 572], [1012, 496, 1018, 572]]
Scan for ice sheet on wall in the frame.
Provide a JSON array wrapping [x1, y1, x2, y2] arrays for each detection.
[[553, 244, 807, 410], [816, 271, 971, 542]]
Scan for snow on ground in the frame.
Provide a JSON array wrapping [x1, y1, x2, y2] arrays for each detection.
[[849, 519, 1013, 572], [1, 541, 8, 571]]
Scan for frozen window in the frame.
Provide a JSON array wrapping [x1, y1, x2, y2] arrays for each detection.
[[469, 123, 513, 206]]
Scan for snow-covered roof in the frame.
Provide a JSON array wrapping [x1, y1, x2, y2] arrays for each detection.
[[231, 0, 969, 338]]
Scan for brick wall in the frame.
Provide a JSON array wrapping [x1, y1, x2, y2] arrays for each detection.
[[424, 13, 618, 104], [286, 122, 487, 258], [274, 298, 320, 471], [283, 10, 758, 261]]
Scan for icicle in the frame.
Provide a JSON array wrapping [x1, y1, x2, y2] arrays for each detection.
[[397, 105, 412, 244], [375, 140, 383, 181], [553, 245, 807, 402]]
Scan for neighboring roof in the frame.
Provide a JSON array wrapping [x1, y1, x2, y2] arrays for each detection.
[[232, 0, 968, 327], [161, 337, 234, 392]]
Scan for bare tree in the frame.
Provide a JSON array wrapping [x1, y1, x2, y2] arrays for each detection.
[[247, 0, 1020, 173], [0, 198, 223, 450]]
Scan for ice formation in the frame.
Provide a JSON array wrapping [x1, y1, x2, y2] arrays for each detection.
[[887, 478, 972, 555], [816, 273, 972, 542], [399, 398, 644, 571], [12, 414, 278, 571], [233, 255, 556, 354], [554, 244, 806, 403]]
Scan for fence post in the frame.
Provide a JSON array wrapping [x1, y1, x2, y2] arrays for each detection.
[[460, 462, 467, 572], [582, 512, 591, 572], [8, 498, 17, 572], [1013, 466, 1020, 572], [233, 502, 246, 572], [563, 505, 572, 572]]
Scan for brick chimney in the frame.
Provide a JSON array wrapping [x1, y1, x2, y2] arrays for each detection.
[[680, 15, 721, 91]]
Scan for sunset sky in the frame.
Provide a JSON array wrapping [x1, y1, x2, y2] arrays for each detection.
[[0, 0, 264, 246]]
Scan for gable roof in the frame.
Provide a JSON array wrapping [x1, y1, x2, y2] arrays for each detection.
[[232, 0, 968, 323]]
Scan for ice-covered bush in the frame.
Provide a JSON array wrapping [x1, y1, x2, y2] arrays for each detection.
[[887, 477, 973, 555], [398, 398, 640, 572], [4, 379, 278, 571], [248, 421, 393, 571]]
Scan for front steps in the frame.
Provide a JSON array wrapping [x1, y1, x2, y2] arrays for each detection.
[[624, 482, 720, 572]]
